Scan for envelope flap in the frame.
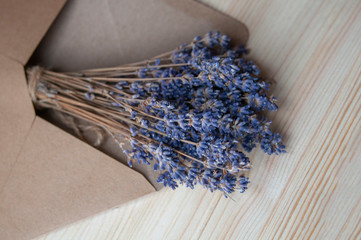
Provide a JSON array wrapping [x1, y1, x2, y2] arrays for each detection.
[[0, 0, 66, 64], [0, 55, 35, 191], [30, 0, 248, 71], [0, 117, 154, 240]]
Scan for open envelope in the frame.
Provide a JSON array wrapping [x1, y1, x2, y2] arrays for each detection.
[[0, 0, 248, 239]]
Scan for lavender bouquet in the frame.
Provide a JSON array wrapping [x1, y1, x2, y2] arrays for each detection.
[[27, 31, 285, 197]]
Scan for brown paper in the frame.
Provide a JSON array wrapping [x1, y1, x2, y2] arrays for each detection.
[[0, 0, 66, 64], [0, 55, 35, 191], [0, 117, 154, 240], [29, 0, 248, 71]]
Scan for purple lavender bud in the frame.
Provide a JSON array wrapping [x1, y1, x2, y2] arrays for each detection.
[[84, 92, 95, 100], [130, 126, 138, 137]]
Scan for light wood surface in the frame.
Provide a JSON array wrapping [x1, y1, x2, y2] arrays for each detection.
[[36, 0, 361, 239]]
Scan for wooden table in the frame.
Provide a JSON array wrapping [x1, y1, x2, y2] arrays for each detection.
[[37, 0, 361, 239]]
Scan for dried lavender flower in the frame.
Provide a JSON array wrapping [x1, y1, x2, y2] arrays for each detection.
[[27, 31, 285, 198]]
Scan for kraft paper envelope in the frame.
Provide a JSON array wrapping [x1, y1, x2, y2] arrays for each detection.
[[0, 0, 248, 239]]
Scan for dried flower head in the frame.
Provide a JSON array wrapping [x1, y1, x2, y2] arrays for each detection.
[[28, 31, 285, 198]]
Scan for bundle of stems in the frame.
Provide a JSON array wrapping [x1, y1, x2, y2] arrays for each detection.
[[27, 31, 285, 197]]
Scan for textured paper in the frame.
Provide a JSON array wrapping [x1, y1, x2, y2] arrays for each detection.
[[0, 0, 66, 64], [29, 0, 248, 71], [0, 117, 154, 240], [0, 56, 35, 191]]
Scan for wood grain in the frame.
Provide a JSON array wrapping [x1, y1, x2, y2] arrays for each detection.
[[36, 0, 361, 239]]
